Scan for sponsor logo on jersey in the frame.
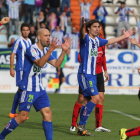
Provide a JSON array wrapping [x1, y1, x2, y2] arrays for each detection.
[[31, 49, 37, 57]]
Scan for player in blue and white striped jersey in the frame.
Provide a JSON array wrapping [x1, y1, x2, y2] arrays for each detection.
[[77, 17, 133, 136], [0, 28, 72, 140], [9, 23, 31, 118]]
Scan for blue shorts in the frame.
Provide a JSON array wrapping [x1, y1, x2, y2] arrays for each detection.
[[18, 89, 50, 112], [16, 71, 23, 86], [78, 73, 99, 98]]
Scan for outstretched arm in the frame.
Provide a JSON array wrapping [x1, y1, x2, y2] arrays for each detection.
[[129, 38, 140, 48], [80, 17, 86, 40], [106, 29, 133, 45]]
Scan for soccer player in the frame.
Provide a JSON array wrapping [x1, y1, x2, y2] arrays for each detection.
[[70, 39, 110, 132], [119, 37, 140, 140], [0, 28, 72, 140], [76, 17, 132, 136], [9, 23, 32, 118]]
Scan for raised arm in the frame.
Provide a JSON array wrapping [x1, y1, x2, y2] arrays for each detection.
[[129, 38, 140, 48], [48, 38, 72, 68], [0, 17, 11, 25], [106, 29, 133, 45], [80, 17, 86, 40], [10, 52, 16, 77]]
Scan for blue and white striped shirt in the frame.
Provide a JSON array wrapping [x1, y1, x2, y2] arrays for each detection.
[[12, 37, 32, 71], [6, 0, 21, 19], [117, 6, 132, 22], [64, 33, 79, 49], [19, 44, 55, 92], [80, 2, 91, 19], [78, 34, 108, 75]]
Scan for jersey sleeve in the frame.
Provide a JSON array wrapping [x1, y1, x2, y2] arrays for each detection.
[[12, 40, 20, 54], [26, 47, 40, 62], [98, 37, 108, 47]]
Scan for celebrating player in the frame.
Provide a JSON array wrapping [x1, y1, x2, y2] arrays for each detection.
[[76, 17, 133, 136], [0, 28, 72, 140], [9, 23, 32, 118], [119, 37, 140, 140], [70, 38, 110, 132]]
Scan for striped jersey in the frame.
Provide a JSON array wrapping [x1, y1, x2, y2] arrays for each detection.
[[12, 37, 32, 71], [80, 2, 91, 19], [51, 29, 64, 45], [117, 6, 132, 22], [64, 33, 79, 49], [19, 44, 55, 92], [6, 0, 21, 19], [78, 34, 108, 75]]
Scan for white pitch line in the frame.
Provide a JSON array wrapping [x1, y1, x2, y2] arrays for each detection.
[[111, 110, 140, 121]]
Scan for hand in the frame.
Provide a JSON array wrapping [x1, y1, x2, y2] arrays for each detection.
[[10, 69, 15, 77], [1, 17, 11, 25], [36, 18, 39, 22], [129, 38, 137, 45], [61, 37, 72, 52], [82, 17, 86, 27], [104, 71, 109, 82], [123, 29, 133, 38], [49, 37, 59, 51], [136, 68, 140, 74]]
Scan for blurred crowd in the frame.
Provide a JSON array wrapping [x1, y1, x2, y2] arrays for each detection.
[[0, 0, 140, 50]]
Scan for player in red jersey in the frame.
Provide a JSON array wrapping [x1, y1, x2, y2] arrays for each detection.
[[70, 39, 111, 132]]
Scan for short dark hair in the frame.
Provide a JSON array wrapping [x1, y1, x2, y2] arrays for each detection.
[[121, 2, 125, 4], [20, 23, 30, 31], [86, 19, 100, 33]]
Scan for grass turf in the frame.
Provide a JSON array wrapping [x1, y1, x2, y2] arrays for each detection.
[[0, 94, 140, 140]]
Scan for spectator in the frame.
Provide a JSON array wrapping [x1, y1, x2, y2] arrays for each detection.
[[62, 0, 70, 12], [0, 0, 3, 19], [36, 11, 46, 29], [35, 0, 43, 16], [41, 0, 49, 19], [51, 25, 65, 45], [115, 2, 134, 37], [78, 0, 94, 24], [6, 0, 22, 37], [107, 42, 121, 49], [118, 28, 128, 49], [24, 0, 35, 25], [49, 0, 60, 15], [28, 26, 36, 44], [59, 11, 68, 32], [8, 37, 15, 48], [128, 27, 139, 50], [64, 26, 79, 49], [93, 0, 108, 38], [49, 12, 57, 30]]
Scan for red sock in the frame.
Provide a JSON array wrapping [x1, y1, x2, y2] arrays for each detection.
[[126, 126, 140, 137], [71, 102, 82, 126], [95, 104, 103, 128]]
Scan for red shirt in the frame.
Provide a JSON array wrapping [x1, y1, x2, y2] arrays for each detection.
[[78, 45, 107, 74]]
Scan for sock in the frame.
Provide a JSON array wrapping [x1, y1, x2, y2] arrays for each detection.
[[43, 121, 53, 140], [0, 118, 18, 139], [126, 126, 140, 137], [95, 104, 103, 128], [11, 91, 19, 114], [71, 102, 82, 126], [79, 101, 96, 125]]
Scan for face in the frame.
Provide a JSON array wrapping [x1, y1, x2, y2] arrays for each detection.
[[100, 1, 103, 6], [72, 27, 76, 34], [11, 38, 15, 43], [21, 27, 30, 39], [121, 4, 125, 8], [132, 28, 136, 35], [38, 29, 50, 47], [84, 0, 87, 4], [39, 11, 44, 17], [56, 26, 60, 31], [41, 23, 46, 28], [88, 23, 100, 37], [30, 26, 35, 32], [11, 0, 15, 2]]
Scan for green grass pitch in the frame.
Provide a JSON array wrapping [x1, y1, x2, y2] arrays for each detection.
[[0, 94, 140, 140]]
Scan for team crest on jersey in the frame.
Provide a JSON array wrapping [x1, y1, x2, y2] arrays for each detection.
[[31, 49, 37, 57], [91, 48, 97, 57], [27, 104, 30, 109]]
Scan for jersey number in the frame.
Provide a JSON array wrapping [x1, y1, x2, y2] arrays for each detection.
[[89, 81, 93, 87], [28, 94, 34, 103], [33, 63, 41, 73]]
